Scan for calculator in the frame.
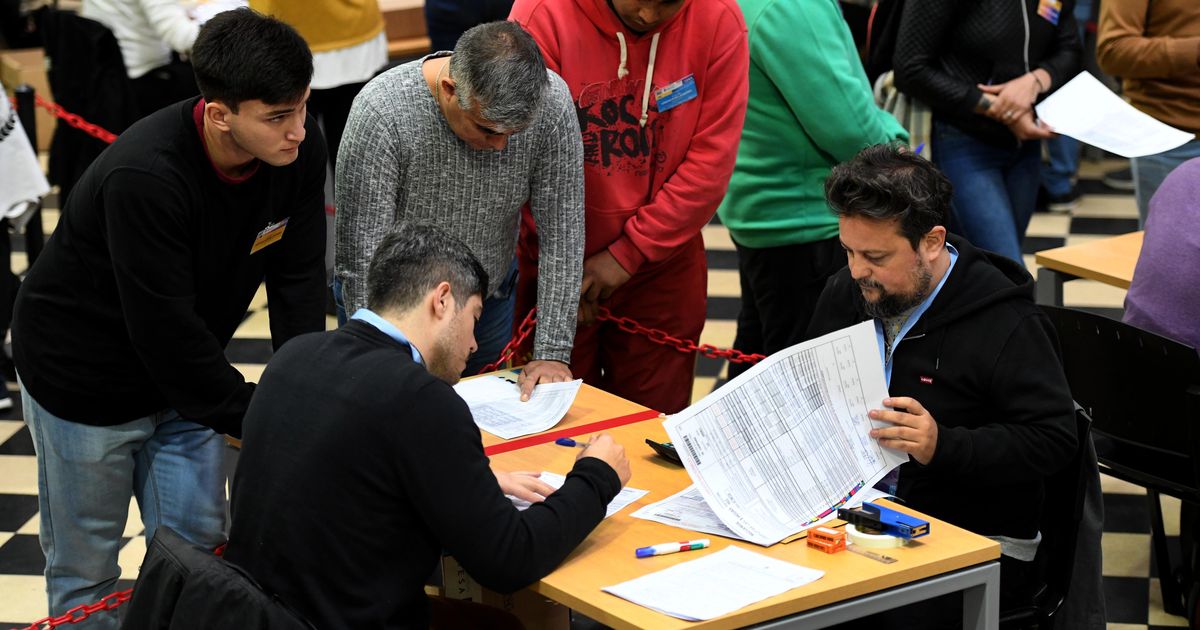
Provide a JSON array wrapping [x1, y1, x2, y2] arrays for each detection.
[[645, 439, 683, 465]]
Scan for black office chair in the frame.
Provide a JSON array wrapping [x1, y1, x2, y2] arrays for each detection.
[[1041, 305, 1200, 622], [999, 405, 1095, 629]]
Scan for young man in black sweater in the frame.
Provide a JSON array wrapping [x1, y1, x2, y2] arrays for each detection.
[[224, 223, 630, 629], [808, 145, 1079, 629], [11, 9, 327, 624]]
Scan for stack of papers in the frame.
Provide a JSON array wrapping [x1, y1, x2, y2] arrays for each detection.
[[509, 472, 649, 518], [631, 484, 894, 542], [453, 376, 582, 439], [603, 546, 824, 621]]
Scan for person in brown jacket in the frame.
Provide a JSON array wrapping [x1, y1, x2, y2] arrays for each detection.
[[1098, 0, 1200, 225]]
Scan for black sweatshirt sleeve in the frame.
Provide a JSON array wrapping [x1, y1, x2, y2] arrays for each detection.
[[103, 168, 252, 436], [265, 121, 327, 350], [893, 0, 981, 113], [1036, 8, 1082, 92], [924, 313, 1078, 481], [397, 383, 621, 593]]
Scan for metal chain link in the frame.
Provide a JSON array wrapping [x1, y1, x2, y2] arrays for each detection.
[[14, 589, 132, 630]]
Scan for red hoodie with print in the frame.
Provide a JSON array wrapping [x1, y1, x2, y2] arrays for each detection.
[[511, 0, 749, 273]]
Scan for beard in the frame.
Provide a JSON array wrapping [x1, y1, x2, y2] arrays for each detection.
[[858, 263, 934, 320], [426, 315, 469, 385]]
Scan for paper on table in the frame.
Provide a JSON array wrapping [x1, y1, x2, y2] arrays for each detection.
[[632, 484, 895, 541], [631, 485, 746, 541], [453, 376, 582, 439], [509, 472, 649, 518], [665, 321, 904, 546], [603, 546, 823, 621], [1035, 72, 1194, 158]]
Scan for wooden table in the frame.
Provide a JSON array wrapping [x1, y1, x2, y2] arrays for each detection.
[[379, 0, 431, 59], [483, 381, 1002, 629], [1034, 231, 1143, 306]]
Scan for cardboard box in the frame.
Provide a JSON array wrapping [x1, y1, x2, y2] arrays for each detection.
[[0, 48, 55, 151], [441, 555, 570, 630]]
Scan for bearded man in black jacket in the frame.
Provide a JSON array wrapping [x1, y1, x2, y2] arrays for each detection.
[[809, 144, 1077, 628]]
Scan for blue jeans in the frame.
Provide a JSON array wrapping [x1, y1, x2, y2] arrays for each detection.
[[21, 385, 226, 627], [1132, 138, 1200, 227], [333, 258, 519, 376], [1040, 0, 1091, 197], [933, 120, 1041, 264]]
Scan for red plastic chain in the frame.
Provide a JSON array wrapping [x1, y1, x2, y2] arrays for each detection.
[[596, 306, 765, 364], [13, 588, 132, 630], [477, 306, 539, 374], [6, 94, 119, 144], [477, 306, 764, 374]]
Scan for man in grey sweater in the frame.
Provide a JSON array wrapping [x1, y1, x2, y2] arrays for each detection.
[[335, 21, 582, 396]]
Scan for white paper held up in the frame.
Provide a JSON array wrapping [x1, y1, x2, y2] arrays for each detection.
[[602, 546, 823, 621], [1035, 72, 1194, 158], [453, 376, 582, 439], [665, 320, 904, 546]]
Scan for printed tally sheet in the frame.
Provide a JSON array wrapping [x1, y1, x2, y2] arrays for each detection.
[[453, 376, 582, 439], [663, 321, 904, 545]]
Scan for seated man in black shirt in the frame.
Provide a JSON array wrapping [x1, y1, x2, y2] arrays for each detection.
[[12, 9, 326, 624], [807, 144, 1078, 629], [225, 223, 631, 629]]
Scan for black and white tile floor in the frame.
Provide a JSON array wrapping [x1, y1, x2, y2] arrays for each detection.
[[0, 159, 1182, 629]]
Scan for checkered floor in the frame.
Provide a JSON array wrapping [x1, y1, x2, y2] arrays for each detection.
[[0, 159, 1184, 628]]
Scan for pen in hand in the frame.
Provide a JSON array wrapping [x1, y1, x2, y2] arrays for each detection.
[[555, 437, 590, 448]]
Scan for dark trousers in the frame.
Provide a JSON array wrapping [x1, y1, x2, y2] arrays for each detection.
[[423, 0, 515, 52], [728, 236, 846, 380], [308, 81, 367, 171]]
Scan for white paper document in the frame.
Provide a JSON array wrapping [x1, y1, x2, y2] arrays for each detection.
[[453, 376, 582, 439], [631, 485, 746, 541], [509, 472, 649, 518], [1035, 71, 1194, 158], [603, 546, 823, 621], [632, 484, 895, 541], [665, 321, 904, 546]]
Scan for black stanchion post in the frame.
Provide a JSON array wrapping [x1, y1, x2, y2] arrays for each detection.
[[14, 84, 45, 267]]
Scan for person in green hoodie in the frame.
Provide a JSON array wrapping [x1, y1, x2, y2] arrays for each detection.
[[718, 0, 907, 379]]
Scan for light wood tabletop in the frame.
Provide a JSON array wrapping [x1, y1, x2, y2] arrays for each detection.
[[486, 383, 1001, 630], [1034, 231, 1143, 290]]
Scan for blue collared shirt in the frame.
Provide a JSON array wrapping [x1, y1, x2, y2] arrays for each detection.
[[875, 244, 959, 386], [351, 308, 424, 365]]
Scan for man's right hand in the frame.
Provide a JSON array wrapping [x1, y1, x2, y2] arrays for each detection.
[[578, 433, 631, 486]]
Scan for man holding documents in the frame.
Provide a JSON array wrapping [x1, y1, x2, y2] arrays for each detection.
[[807, 144, 1077, 627], [225, 223, 631, 629]]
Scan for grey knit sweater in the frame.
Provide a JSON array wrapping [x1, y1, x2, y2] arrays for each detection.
[[334, 53, 584, 363]]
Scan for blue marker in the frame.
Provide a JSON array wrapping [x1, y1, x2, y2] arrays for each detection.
[[914, 142, 926, 156], [555, 437, 588, 448]]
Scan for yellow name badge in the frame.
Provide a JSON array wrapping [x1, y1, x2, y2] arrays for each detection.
[[250, 218, 288, 254]]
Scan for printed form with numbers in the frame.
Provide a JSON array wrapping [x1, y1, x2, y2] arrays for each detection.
[[660, 321, 906, 546]]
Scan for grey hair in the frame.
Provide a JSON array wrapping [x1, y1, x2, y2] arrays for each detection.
[[449, 21, 549, 132], [366, 222, 489, 315]]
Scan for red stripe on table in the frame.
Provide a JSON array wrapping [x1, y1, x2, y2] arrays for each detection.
[[483, 409, 663, 456]]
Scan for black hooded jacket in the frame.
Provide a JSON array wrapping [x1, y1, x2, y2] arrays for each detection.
[[807, 235, 1077, 539]]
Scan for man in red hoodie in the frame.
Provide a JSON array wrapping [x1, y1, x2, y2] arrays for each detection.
[[510, 0, 749, 413]]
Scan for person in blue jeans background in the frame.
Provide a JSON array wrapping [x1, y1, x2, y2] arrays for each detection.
[[895, 0, 1081, 264], [10, 10, 328, 626], [1040, 0, 1094, 213]]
